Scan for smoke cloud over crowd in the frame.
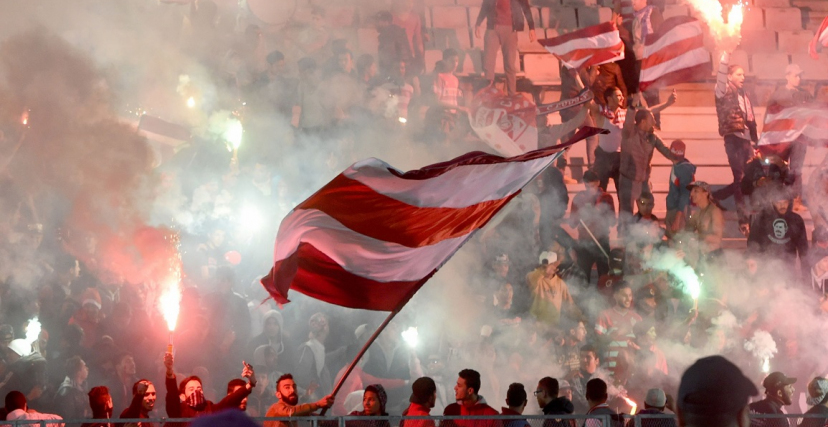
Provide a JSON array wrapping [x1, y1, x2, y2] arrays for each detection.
[[0, 0, 827, 423]]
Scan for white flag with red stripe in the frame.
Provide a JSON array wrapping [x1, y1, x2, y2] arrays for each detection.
[[639, 16, 711, 91], [758, 103, 828, 154], [260, 128, 603, 311], [810, 15, 828, 59], [538, 22, 625, 69]]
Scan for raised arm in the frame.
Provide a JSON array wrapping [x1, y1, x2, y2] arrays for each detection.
[[649, 89, 677, 115], [164, 352, 181, 419], [715, 52, 731, 99]]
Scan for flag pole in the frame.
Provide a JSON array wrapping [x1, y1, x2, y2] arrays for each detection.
[[319, 300, 410, 415]]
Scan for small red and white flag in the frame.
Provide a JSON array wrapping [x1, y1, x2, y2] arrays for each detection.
[[260, 128, 603, 311], [810, 15, 828, 59], [758, 102, 828, 155], [538, 22, 625, 69], [639, 16, 711, 91]]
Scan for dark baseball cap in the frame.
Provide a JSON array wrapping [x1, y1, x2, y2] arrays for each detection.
[[763, 372, 796, 391], [678, 356, 758, 415], [686, 181, 711, 192]]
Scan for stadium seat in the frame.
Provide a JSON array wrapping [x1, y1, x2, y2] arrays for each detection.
[[764, 7, 803, 31], [741, 8, 765, 31], [542, 7, 578, 29], [517, 30, 547, 53], [431, 6, 469, 28], [752, 52, 791, 80], [755, 0, 792, 7], [738, 29, 778, 52], [577, 6, 612, 27], [523, 53, 561, 84], [663, 5, 690, 19], [777, 30, 815, 53]]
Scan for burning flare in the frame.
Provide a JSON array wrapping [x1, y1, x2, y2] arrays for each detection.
[[401, 327, 419, 348], [160, 280, 181, 332], [621, 396, 638, 415], [186, 97, 195, 108], [25, 318, 40, 345], [159, 234, 183, 333], [21, 110, 29, 125], [685, 0, 743, 47], [224, 119, 243, 151]]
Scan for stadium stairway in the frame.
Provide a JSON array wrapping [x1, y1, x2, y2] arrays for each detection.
[[561, 83, 827, 248]]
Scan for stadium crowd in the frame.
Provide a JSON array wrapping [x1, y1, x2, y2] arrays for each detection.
[[1, 0, 828, 425]]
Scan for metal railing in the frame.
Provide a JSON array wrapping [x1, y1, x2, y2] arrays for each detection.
[[2, 413, 826, 427]]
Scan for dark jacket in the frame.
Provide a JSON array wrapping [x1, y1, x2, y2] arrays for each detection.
[[164, 375, 252, 424], [592, 63, 628, 106], [475, 0, 535, 32], [117, 389, 156, 427], [666, 159, 696, 212], [378, 24, 413, 74], [799, 404, 828, 427], [741, 157, 791, 197], [53, 378, 89, 425], [543, 397, 575, 416], [635, 408, 676, 427], [715, 82, 757, 141], [747, 206, 809, 276], [749, 398, 789, 427], [542, 397, 575, 427]]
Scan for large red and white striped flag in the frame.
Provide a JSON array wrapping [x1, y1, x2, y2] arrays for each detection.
[[758, 102, 828, 155], [260, 128, 603, 311], [810, 15, 828, 59], [538, 22, 625, 69], [639, 16, 711, 92]]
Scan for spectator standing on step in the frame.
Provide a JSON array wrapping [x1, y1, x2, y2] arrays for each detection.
[[712, 51, 757, 226], [765, 63, 813, 211], [665, 140, 696, 239], [474, 0, 536, 96], [376, 11, 413, 77], [618, 92, 677, 222], [393, 0, 426, 76]]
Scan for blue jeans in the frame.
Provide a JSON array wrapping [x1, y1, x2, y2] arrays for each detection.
[[713, 134, 753, 221]]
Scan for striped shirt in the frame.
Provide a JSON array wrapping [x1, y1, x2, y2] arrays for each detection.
[[595, 307, 641, 377]]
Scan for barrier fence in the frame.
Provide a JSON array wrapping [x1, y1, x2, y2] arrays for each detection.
[[1, 413, 825, 427]]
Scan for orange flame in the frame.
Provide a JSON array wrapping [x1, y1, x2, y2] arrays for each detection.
[[159, 234, 182, 332], [21, 111, 28, 125], [160, 278, 181, 332], [622, 396, 638, 415], [685, 0, 743, 47]]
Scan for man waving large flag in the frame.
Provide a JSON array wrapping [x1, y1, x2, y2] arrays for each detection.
[[261, 127, 604, 311]]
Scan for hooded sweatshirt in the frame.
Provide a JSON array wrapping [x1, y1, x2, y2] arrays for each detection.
[[747, 205, 808, 277], [248, 310, 286, 358], [443, 396, 499, 427]]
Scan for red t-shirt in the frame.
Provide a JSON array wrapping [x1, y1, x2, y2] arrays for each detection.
[[495, 0, 512, 26]]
